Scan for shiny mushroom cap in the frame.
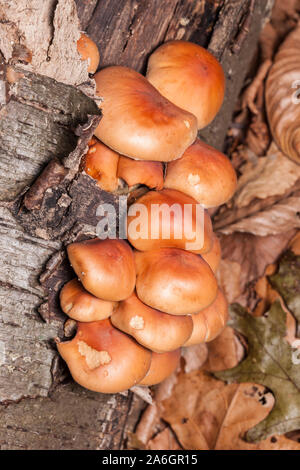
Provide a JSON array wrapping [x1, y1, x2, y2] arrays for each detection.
[[139, 349, 181, 386], [57, 319, 152, 393], [127, 188, 213, 254], [77, 33, 100, 74], [135, 248, 218, 315], [67, 239, 136, 301], [117, 156, 164, 190], [147, 40, 225, 129], [60, 279, 117, 322], [164, 139, 237, 208], [93, 66, 197, 162], [201, 233, 221, 273], [81, 138, 119, 192], [184, 289, 228, 346], [111, 291, 193, 352]]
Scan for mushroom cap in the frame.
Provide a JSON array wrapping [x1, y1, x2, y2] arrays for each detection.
[[201, 233, 221, 273], [117, 156, 164, 190], [111, 291, 193, 352], [67, 239, 136, 301], [81, 138, 119, 192], [77, 33, 100, 74], [135, 248, 218, 315], [57, 319, 151, 393], [164, 139, 237, 208], [184, 289, 228, 346], [60, 279, 117, 322], [139, 349, 181, 386], [93, 66, 197, 162], [147, 40, 225, 129], [127, 188, 213, 254]]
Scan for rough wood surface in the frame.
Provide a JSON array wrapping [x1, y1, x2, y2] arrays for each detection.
[[0, 0, 273, 450]]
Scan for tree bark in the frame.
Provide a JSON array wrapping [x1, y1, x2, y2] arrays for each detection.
[[0, 0, 273, 450]]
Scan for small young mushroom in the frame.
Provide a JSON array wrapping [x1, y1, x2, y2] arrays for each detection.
[[201, 233, 221, 273], [77, 33, 100, 74], [67, 239, 136, 301], [60, 279, 117, 322], [135, 248, 218, 315], [81, 138, 119, 192], [127, 188, 213, 254], [146, 40, 225, 129], [111, 291, 193, 352], [93, 66, 197, 162], [164, 139, 237, 208], [117, 156, 164, 190], [57, 319, 152, 393], [139, 349, 181, 386], [184, 289, 228, 346]]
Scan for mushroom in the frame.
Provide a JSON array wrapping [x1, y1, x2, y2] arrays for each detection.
[[146, 40, 225, 130], [184, 289, 228, 346], [60, 279, 117, 322], [135, 248, 218, 315], [81, 138, 119, 192], [117, 156, 164, 190], [127, 188, 213, 254], [201, 233, 221, 273], [93, 66, 197, 162], [139, 349, 181, 386], [67, 239, 136, 301], [164, 139, 237, 208], [111, 291, 193, 352], [77, 33, 100, 74], [57, 319, 152, 393]]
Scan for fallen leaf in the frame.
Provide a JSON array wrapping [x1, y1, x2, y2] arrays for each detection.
[[215, 301, 300, 442], [217, 231, 295, 306], [204, 326, 244, 372], [148, 427, 182, 450], [269, 251, 300, 324], [182, 344, 208, 373]]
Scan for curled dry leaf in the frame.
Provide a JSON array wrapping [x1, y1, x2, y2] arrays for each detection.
[[234, 143, 300, 208], [217, 230, 295, 306], [214, 144, 300, 237]]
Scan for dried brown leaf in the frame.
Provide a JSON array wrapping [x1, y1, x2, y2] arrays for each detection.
[[217, 231, 295, 306], [235, 144, 300, 208], [148, 428, 182, 450], [182, 344, 208, 373], [162, 370, 300, 450]]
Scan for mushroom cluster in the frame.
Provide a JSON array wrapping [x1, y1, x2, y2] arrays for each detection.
[[57, 38, 237, 393]]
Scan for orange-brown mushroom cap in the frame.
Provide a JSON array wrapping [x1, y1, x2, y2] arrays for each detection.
[[139, 349, 181, 386], [60, 279, 117, 322], [57, 319, 152, 393], [127, 188, 213, 254], [135, 248, 218, 315], [164, 139, 237, 208], [147, 40, 225, 129], [184, 289, 228, 346], [77, 33, 100, 74], [117, 156, 164, 190], [111, 291, 193, 352], [201, 233, 221, 273], [93, 66, 197, 162], [67, 239, 136, 301], [81, 138, 119, 192]]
